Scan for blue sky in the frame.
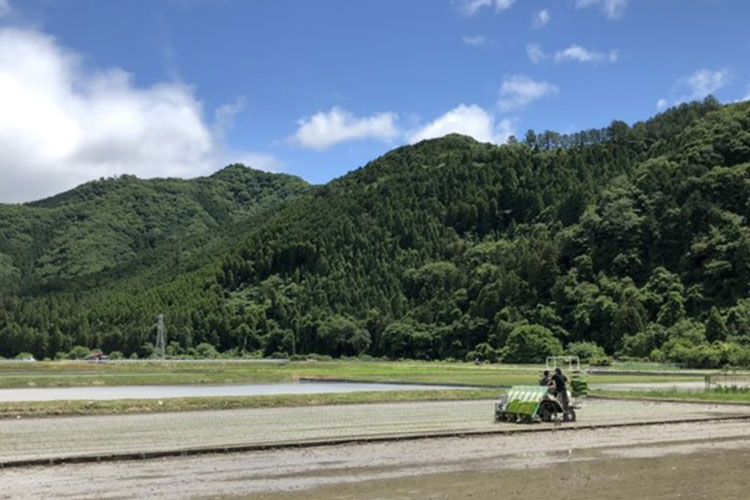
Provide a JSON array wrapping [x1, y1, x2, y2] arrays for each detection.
[[0, 0, 749, 202]]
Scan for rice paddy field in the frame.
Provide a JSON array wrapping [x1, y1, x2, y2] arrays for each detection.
[[2, 360, 750, 499], [2, 398, 748, 464], [1, 400, 750, 499], [0, 359, 707, 389], [0, 359, 725, 417]]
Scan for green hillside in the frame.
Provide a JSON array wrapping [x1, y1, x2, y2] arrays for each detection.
[[0, 165, 310, 293], [4, 98, 750, 368]]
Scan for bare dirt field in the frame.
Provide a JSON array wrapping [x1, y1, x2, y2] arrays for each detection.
[[2, 399, 749, 463], [2, 419, 750, 500]]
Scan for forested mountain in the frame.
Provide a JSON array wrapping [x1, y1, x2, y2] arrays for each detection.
[[0, 166, 310, 293], [4, 97, 750, 368]]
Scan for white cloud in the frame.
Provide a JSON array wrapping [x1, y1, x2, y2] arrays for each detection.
[[231, 152, 283, 173], [458, 0, 515, 16], [0, 0, 10, 18], [744, 84, 750, 101], [575, 0, 628, 19], [408, 104, 514, 145], [291, 107, 399, 150], [671, 68, 730, 103], [526, 43, 546, 64], [462, 35, 486, 47], [213, 96, 247, 139], [532, 9, 550, 28], [493, 118, 515, 145], [554, 44, 618, 63], [529, 43, 617, 65], [656, 98, 668, 110], [0, 27, 276, 203], [497, 75, 559, 112]]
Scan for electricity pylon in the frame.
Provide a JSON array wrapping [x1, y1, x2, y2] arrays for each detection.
[[155, 314, 166, 359]]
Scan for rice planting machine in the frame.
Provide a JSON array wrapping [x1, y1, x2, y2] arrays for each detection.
[[494, 356, 588, 423]]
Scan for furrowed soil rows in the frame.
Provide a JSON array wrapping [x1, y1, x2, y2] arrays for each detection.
[[3, 420, 750, 500], [2, 399, 748, 463]]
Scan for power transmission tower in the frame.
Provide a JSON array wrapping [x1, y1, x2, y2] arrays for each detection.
[[156, 314, 166, 359]]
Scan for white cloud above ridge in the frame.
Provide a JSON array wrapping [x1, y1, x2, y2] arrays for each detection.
[[0, 27, 277, 203], [671, 68, 730, 103], [458, 0, 515, 16], [408, 104, 514, 145], [231, 152, 283, 173], [213, 96, 247, 139], [532, 9, 550, 28], [575, 0, 628, 20], [291, 107, 399, 150], [497, 75, 559, 112]]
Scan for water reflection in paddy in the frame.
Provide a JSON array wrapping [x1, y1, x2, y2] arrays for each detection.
[[0, 381, 472, 402]]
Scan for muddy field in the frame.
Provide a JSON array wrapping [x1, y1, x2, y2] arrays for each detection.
[[592, 381, 709, 391], [2, 419, 750, 499], [3, 399, 749, 463], [0, 381, 469, 402]]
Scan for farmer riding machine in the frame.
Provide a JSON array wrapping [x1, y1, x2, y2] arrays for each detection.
[[494, 356, 588, 423]]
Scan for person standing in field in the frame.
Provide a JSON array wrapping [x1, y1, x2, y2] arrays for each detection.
[[551, 367, 569, 411], [539, 370, 551, 386]]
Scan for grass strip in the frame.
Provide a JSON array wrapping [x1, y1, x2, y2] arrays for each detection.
[[0, 388, 500, 419], [0, 360, 705, 388]]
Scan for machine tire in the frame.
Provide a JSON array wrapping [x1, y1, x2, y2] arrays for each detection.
[[538, 402, 555, 422], [563, 409, 576, 422]]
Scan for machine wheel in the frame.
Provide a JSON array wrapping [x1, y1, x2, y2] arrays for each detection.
[[538, 402, 555, 422], [563, 409, 576, 422]]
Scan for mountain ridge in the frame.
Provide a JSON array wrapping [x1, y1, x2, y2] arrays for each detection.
[[0, 164, 310, 293], [3, 98, 750, 368]]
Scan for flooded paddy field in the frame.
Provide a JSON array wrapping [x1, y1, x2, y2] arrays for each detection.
[[0, 360, 706, 390], [591, 381, 709, 391], [2, 398, 748, 464], [2, 385, 749, 500], [0, 381, 471, 402], [255, 435, 750, 500], [2, 418, 750, 500]]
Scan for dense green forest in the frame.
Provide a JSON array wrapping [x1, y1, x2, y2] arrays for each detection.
[[0, 166, 309, 293], [3, 97, 750, 367]]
